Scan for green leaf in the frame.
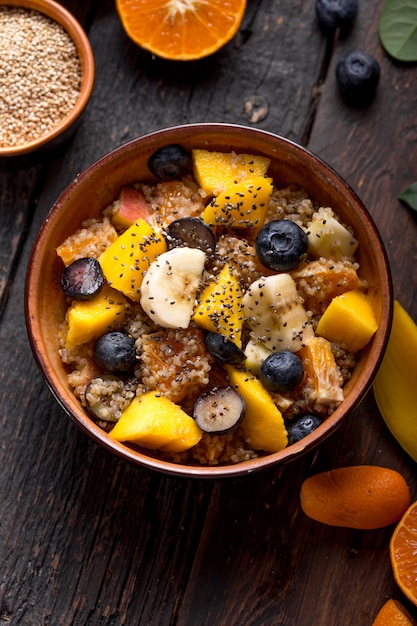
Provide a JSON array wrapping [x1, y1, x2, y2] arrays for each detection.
[[379, 0, 417, 61], [398, 182, 417, 210]]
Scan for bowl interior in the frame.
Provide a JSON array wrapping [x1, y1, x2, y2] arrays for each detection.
[[25, 124, 393, 478], [0, 0, 94, 157]]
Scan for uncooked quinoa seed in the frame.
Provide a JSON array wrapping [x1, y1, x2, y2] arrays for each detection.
[[0, 6, 82, 148]]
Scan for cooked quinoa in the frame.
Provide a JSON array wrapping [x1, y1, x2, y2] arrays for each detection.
[[57, 152, 368, 466]]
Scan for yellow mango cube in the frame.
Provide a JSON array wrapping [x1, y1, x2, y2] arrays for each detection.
[[109, 392, 202, 453], [98, 219, 166, 301], [226, 366, 288, 452], [192, 149, 271, 195], [193, 264, 243, 347], [65, 286, 128, 349], [316, 289, 378, 352], [201, 176, 273, 229]]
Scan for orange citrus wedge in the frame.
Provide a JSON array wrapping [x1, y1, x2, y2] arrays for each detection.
[[390, 501, 417, 607], [116, 0, 247, 61], [372, 599, 417, 625]]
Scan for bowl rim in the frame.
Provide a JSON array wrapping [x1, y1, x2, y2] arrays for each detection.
[[25, 123, 393, 478], [0, 0, 95, 157]]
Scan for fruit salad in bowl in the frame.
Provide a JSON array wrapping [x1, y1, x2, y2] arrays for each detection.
[[25, 124, 392, 477]]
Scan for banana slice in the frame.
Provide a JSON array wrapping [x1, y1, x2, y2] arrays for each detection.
[[306, 207, 358, 260], [140, 247, 206, 328], [242, 273, 314, 352]]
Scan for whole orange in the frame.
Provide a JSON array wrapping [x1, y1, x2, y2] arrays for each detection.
[[300, 465, 410, 529], [390, 501, 417, 607]]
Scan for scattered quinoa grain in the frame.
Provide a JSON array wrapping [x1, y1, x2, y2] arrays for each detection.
[[0, 6, 82, 148]]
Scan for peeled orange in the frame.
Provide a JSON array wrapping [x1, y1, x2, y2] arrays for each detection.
[[300, 465, 410, 529], [390, 501, 417, 607], [116, 0, 247, 61], [372, 599, 417, 625]]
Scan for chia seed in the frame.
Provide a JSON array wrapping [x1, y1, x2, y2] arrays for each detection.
[[0, 6, 82, 148]]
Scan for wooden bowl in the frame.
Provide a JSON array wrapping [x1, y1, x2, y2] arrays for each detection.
[[25, 124, 393, 478], [0, 0, 94, 158]]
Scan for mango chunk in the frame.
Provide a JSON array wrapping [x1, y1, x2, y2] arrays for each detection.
[[201, 176, 273, 229], [193, 264, 243, 347], [65, 286, 128, 349], [373, 301, 417, 462], [226, 366, 288, 452], [192, 149, 271, 195], [316, 289, 378, 352], [98, 219, 166, 302], [109, 391, 202, 453]]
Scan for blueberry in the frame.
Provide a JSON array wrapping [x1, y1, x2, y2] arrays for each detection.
[[193, 386, 246, 434], [259, 351, 304, 393], [61, 257, 105, 300], [286, 414, 322, 446], [255, 220, 309, 272], [315, 0, 358, 31], [148, 144, 192, 180], [166, 217, 216, 256], [205, 333, 246, 365], [93, 332, 136, 373], [336, 51, 380, 105]]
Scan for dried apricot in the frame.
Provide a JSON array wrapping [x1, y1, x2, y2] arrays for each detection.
[[300, 465, 410, 529]]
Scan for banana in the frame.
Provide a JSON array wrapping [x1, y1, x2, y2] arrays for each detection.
[[244, 339, 272, 374], [242, 273, 314, 352], [140, 247, 206, 328], [306, 207, 358, 260]]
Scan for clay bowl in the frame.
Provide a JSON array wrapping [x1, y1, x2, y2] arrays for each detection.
[[0, 0, 94, 160], [25, 123, 393, 478]]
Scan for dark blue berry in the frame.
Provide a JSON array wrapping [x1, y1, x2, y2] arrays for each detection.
[[287, 414, 322, 446], [315, 0, 358, 31], [259, 351, 304, 393], [61, 257, 105, 300], [93, 332, 136, 373], [205, 333, 246, 365], [148, 144, 192, 180], [193, 386, 246, 434], [166, 218, 216, 256], [336, 51, 380, 105], [255, 220, 309, 272]]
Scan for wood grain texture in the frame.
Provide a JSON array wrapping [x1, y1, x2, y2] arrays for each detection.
[[1, 0, 416, 624]]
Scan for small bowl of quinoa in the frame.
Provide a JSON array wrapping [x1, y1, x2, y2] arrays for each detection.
[[0, 0, 94, 159], [25, 123, 392, 478]]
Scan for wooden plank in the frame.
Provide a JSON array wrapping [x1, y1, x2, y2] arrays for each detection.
[[0, 1, 329, 624], [307, 7, 417, 316], [0, 0, 97, 317]]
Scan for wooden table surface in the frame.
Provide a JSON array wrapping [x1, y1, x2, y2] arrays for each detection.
[[1, 1, 417, 624]]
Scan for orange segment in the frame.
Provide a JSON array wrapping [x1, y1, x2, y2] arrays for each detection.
[[390, 501, 417, 607], [298, 336, 344, 408], [140, 327, 211, 403], [372, 599, 417, 625], [116, 0, 247, 60]]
